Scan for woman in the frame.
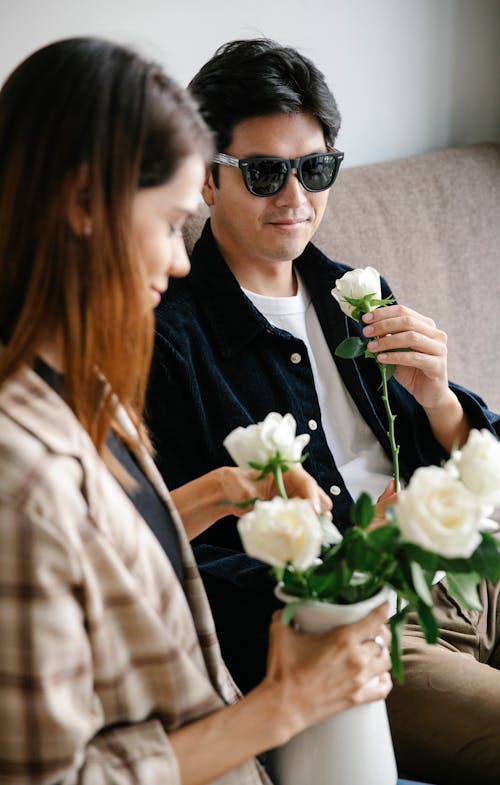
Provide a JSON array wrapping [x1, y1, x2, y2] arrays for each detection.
[[0, 38, 392, 784]]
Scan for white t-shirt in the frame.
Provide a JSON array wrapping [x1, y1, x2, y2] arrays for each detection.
[[243, 273, 394, 503]]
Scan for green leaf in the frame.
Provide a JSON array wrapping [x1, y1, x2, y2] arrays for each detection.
[[280, 567, 309, 598], [404, 544, 439, 572], [445, 573, 482, 611], [415, 601, 439, 644], [436, 555, 471, 572], [346, 539, 380, 572], [308, 565, 352, 599], [349, 492, 375, 528], [335, 337, 366, 359], [247, 461, 272, 480], [366, 524, 400, 549], [316, 539, 345, 568], [247, 460, 265, 471], [410, 561, 433, 606], [307, 571, 340, 597], [469, 533, 500, 583], [341, 294, 366, 307], [339, 581, 383, 604], [371, 295, 396, 308], [389, 609, 408, 685]]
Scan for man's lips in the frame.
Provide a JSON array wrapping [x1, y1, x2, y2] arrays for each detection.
[[266, 215, 312, 227], [267, 221, 310, 232]]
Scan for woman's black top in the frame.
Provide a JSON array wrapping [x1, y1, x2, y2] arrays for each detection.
[[35, 358, 184, 585]]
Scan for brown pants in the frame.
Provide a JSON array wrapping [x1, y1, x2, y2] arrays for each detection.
[[387, 579, 500, 785]]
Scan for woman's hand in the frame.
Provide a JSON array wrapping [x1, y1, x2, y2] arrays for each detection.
[[171, 463, 332, 540], [260, 462, 332, 516], [262, 603, 392, 743], [169, 603, 391, 785]]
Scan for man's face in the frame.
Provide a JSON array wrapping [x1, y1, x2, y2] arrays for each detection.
[[203, 112, 331, 274]]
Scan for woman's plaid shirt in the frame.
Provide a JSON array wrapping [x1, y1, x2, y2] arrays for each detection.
[[0, 365, 270, 785]]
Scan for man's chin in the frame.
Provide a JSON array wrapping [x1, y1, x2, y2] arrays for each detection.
[[269, 236, 311, 262]]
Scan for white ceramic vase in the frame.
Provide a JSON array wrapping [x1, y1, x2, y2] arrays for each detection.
[[267, 587, 398, 785]]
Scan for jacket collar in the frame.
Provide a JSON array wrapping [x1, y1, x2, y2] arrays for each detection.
[[189, 219, 350, 359], [188, 221, 268, 358], [0, 362, 87, 458], [188, 222, 389, 448], [0, 361, 173, 504]]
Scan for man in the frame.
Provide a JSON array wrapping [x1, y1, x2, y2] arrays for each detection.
[[146, 38, 500, 784]]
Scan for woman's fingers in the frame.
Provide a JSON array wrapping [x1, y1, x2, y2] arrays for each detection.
[[267, 605, 393, 730]]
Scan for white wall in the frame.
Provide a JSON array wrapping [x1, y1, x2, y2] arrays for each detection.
[[0, 0, 499, 167]]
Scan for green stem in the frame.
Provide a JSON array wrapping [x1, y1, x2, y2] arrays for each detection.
[[274, 463, 288, 500], [379, 363, 400, 493]]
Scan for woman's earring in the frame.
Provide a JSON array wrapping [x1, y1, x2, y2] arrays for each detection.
[[83, 221, 92, 237]]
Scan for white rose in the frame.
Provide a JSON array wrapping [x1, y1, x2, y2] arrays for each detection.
[[450, 429, 500, 506], [260, 412, 310, 462], [223, 412, 310, 469], [331, 266, 382, 319], [396, 466, 482, 558], [319, 514, 343, 546], [237, 497, 323, 569], [222, 422, 272, 469]]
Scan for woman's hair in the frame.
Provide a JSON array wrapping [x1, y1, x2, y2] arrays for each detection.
[[189, 38, 341, 182], [0, 37, 213, 455]]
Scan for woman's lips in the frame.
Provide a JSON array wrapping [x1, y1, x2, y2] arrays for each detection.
[[150, 286, 164, 306]]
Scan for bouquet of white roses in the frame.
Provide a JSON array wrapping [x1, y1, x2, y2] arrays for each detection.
[[224, 412, 500, 683]]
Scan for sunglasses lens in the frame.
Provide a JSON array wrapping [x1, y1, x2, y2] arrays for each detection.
[[240, 153, 341, 196], [246, 159, 288, 196], [300, 154, 337, 191]]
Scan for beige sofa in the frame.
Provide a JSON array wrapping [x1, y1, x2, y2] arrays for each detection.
[[184, 142, 500, 412]]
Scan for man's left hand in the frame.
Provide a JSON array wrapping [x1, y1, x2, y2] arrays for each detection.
[[362, 304, 449, 409]]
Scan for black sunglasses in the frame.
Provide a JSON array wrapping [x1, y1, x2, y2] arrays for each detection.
[[213, 149, 344, 197]]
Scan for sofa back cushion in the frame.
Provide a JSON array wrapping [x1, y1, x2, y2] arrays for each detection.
[[315, 142, 500, 411]]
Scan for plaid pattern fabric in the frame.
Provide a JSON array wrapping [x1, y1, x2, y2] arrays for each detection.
[[0, 365, 270, 785]]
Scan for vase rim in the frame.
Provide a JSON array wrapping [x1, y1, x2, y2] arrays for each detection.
[[274, 584, 390, 610]]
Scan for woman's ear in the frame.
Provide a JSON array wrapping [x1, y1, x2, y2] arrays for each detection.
[[201, 166, 216, 207], [65, 163, 92, 237]]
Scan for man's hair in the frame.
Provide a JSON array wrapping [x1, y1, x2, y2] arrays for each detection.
[[189, 38, 341, 157], [0, 37, 213, 455]]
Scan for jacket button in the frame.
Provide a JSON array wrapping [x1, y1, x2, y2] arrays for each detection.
[[330, 485, 341, 496], [290, 352, 301, 364], [308, 419, 318, 430]]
